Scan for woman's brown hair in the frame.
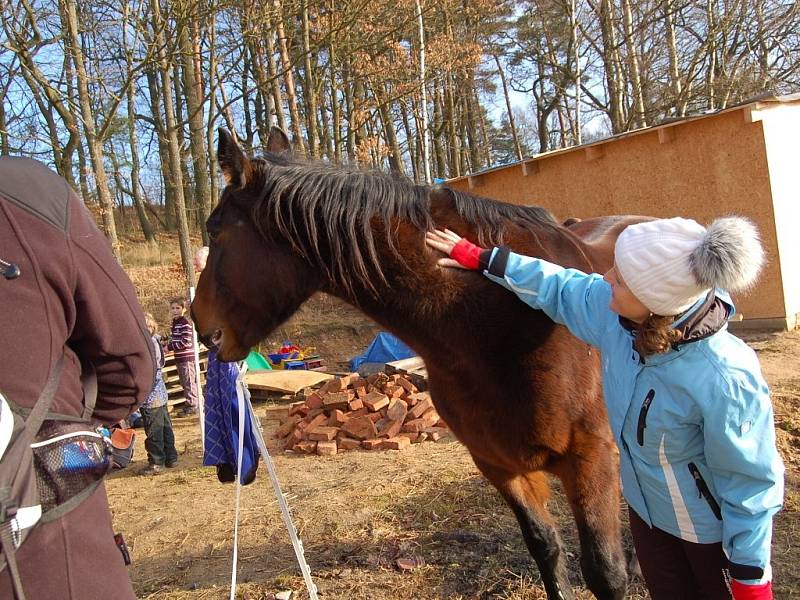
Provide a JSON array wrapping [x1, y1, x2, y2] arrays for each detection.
[[634, 314, 683, 357]]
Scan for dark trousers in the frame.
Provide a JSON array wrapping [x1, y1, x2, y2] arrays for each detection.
[[140, 405, 178, 466], [629, 507, 731, 600]]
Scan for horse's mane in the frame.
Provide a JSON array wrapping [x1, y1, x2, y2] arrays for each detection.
[[248, 155, 557, 293]]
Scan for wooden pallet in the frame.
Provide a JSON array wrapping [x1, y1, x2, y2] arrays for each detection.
[[163, 348, 208, 406]]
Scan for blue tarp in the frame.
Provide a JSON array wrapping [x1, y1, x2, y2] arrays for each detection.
[[349, 332, 416, 371]]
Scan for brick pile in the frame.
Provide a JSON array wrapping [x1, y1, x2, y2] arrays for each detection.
[[276, 372, 449, 456]]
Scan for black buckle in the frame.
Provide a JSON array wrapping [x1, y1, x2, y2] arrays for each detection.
[[0, 498, 18, 523]]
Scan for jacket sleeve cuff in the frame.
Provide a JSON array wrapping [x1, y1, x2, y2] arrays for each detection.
[[482, 246, 510, 277]]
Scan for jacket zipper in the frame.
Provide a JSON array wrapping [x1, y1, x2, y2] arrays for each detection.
[[636, 389, 655, 446], [688, 462, 723, 520]]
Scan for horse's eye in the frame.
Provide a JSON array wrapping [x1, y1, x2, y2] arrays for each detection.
[[206, 210, 223, 241]]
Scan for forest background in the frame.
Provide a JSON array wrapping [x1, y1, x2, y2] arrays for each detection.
[[2, 0, 799, 284]]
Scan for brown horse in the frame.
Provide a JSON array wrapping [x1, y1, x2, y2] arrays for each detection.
[[192, 128, 637, 600]]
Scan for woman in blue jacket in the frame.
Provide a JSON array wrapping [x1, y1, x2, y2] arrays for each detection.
[[426, 216, 783, 600]]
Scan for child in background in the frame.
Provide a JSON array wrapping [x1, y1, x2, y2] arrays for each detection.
[[167, 297, 199, 416], [141, 313, 178, 474]]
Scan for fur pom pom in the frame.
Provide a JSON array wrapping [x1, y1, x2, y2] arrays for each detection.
[[690, 217, 764, 292]]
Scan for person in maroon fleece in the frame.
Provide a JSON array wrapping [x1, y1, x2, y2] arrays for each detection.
[[167, 297, 199, 415], [0, 156, 155, 600]]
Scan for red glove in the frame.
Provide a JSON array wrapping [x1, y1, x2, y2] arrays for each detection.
[[731, 580, 772, 600], [450, 238, 486, 270]]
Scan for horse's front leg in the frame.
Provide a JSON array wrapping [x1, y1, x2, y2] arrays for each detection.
[[551, 427, 628, 600], [473, 458, 575, 600]]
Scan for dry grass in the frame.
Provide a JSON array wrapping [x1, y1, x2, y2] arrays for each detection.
[[108, 407, 653, 600]]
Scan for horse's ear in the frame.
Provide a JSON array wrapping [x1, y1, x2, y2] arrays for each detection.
[[218, 129, 250, 187], [266, 126, 292, 156]]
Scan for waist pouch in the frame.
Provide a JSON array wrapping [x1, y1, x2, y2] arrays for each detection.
[[30, 421, 112, 520]]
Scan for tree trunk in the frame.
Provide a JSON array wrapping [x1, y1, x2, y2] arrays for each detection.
[[329, 25, 342, 162], [273, 0, 307, 155], [432, 85, 447, 178], [494, 54, 522, 160], [444, 77, 459, 177], [415, 0, 431, 183], [151, 0, 195, 286], [62, 0, 120, 259], [301, 0, 319, 156], [705, 0, 717, 110], [179, 3, 211, 243], [621, 0, 647, 127], [145, 66, 175, 230], [374, 82, 403, 175], [0, 100, 7, 155], [597, 0, 625, 132], [570, 0, 582, 144], [264, 30, 288, 132], [123, 3, 156, 243]]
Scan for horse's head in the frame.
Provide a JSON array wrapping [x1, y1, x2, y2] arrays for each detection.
[[191, 128, 321, 361]]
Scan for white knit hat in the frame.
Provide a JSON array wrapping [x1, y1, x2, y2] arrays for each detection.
[[614, 216, 764, 316]]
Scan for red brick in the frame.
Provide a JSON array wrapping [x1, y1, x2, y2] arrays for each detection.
[[294, 441, 318, 454], [276, 415, 301, 438], [386, 398, 408, 422], [341, 415, 379, 440], [322, 392, 350, 411], [379, 419, 403, 439], [367, 412, 383, 423], [382, 436, 411, 450], [337, 438, 361, 451], [408, 397, 433, 420], [422, 426, 449, 442], [308, 426, 339, 441], [329, 409, 349, 426], [397, 377, 417, 393], [361, 438, 383, 450], [348, 398, 364, 411], [363, 391, 390, 412], [305, 392, 324, 410], [289, 402, 310, 417], [316, 380, 334, 395], [348, 407, 369, 418], [422, 408, 440, 424], [303, 413, 328, 430], [316, 440, 337, 456], [407, 392, 429, 407], [285, 428, 303, 448], [340, 373, 360, 388], [398, 432, 421, 443], [401, 418, 429, 433], [367, 372, 389, 386]]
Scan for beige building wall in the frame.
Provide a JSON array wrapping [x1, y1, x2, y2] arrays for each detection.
[[758, 104, 800, 329], [446, 101, 800, 327]]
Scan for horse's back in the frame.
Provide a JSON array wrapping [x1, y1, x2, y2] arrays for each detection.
[[566, 215, 653, 272]]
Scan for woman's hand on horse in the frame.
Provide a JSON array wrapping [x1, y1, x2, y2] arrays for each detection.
[[425, 229, 486, 270]]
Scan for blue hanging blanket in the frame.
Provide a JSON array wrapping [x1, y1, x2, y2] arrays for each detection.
[[203, 350, 259, 484]]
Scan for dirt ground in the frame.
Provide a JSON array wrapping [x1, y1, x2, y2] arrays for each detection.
[[107, 294, 800, 600]]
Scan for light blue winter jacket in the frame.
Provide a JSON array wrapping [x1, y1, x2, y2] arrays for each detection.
[[484, 250, 784, 583]]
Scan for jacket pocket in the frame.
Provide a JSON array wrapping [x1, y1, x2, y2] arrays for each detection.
[[636, 389, 656, 446], [688, 462, 722, 520]]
